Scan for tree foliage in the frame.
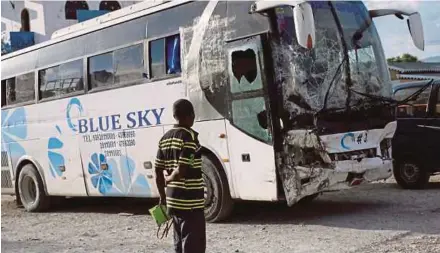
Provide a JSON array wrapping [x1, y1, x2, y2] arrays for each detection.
[[387, 53, 419, 63]]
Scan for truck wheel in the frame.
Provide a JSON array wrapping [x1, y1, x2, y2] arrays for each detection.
[[393, 160, 430, 189], [18, 164, 51, 212], [202, 154, 234, 223]]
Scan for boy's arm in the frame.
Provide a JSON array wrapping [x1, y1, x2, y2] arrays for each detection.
[[165, 132, 195, 182], [154, 147, 166, 205]]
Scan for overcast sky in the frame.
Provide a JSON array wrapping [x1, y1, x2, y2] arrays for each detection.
[[364, 0, 440, 60]]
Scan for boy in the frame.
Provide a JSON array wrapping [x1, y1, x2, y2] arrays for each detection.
[[154, 99, 205, 253]]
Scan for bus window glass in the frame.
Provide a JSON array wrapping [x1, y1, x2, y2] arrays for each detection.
[[166, 35, 181, 74], [149, 39, 165, 78], [395, 87, 431, 118], [229, 47, 262, 94], [89, 52, 114, 89], [60, 59, 84, 93], [114, 44, 144, 85], [40, 59, 83, 99], [7, 73, 35, 105], [39, 66, 59, 99], [1, 80, 6, 107], [232, 97, 270, 142], [5, 78, 16, 105]]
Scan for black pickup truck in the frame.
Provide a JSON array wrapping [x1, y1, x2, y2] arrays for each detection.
[[392, 80, 440, 189]]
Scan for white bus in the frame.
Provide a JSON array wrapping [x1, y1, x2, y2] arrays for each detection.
[[1, 1, 425, 222]]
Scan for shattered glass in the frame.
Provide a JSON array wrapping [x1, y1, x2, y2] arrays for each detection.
[[229, 45, 263, 93], [232, 97, 271, 142], [273, 2, 390, 120], [181, 15, 236, 93], [334, 2, 391, 106]]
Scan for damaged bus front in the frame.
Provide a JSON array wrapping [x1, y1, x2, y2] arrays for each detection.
[[252, 1, 425, 206]]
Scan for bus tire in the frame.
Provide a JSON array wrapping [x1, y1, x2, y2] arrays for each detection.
[[18, 164, 51, 212], [393, 159, 430, 189], [202, 154, 234, 223]]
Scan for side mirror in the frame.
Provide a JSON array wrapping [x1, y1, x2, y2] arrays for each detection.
[[369, 9, 425, 51], [293, 2, 316, 49], [407, 12, 424, 50]]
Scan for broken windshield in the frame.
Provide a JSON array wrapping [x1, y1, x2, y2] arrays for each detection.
[[273, 1, 390, 116]]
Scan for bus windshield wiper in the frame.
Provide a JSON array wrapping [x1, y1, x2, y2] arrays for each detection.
[[319, 56, 347, 113]]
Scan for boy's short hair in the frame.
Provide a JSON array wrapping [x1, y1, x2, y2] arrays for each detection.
[[173, 99, 194, 120]]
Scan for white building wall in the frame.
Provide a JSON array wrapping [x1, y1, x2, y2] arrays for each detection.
[[1, 1, 141, 45]]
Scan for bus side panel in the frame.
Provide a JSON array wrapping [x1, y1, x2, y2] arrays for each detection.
[[124, 126, 164, 198], [123, 78, 186, 198], [192, 119, 236, 198], [225, 120, 277, 201], [20, 137, 88, 196], [2, 104, 88, 197], [119, 77, 189, 198], [64, 77, 184, 197], [31, 101, 88, 196]]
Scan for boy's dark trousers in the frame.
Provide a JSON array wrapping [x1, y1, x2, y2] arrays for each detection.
[[172, 209, 206, 253]]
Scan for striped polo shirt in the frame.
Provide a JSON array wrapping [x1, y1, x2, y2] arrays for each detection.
[[155, 126, 204, 214]]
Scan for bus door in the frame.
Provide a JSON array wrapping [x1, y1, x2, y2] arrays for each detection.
[[224, 34, 278, 201]]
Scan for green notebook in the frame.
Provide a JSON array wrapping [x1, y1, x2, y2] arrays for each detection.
[[149, 204, 171, 226]]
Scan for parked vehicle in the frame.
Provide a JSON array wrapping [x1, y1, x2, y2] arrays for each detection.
[[392, 80, 440, 189]]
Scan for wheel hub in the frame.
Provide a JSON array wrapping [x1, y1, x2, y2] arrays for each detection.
[[21, 175, 37, 205], [402, 163, 419, 183]]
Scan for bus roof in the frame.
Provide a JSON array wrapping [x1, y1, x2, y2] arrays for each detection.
[[1, 0, 190, 61]]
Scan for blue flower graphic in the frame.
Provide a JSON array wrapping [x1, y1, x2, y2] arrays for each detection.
[[1, 108, 27, 160], [88, 153, 113, 194], [107, 155, 151, 197], [47, 126, 65, 178]]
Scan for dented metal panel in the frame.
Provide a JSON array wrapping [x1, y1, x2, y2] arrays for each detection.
[[279, 122, 396, 206]]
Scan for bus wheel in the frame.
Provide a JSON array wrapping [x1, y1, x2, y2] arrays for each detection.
[[393, 160, 430, 189], [202, 154, 234, 223], [18, 164, 51, 212]]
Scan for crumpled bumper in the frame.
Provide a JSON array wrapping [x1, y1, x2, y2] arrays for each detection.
[[279, 122, 396, 207], [290, 158, 392, 205]]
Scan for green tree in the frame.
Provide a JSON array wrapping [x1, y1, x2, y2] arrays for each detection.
[[387, 53, 419, 63]]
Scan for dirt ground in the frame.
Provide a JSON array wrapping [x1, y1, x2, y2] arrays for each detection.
[[2, 176, 440, 253]]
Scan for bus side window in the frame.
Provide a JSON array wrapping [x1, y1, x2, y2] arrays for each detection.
[[149, 34, 181, 79], [88, 44, 144, 90], [4, 73, 35, 106], [39, 59, 83, 99], [6, 78, 17, 105], [149, 38, 165, 78], [89, 52, 114, 89], [232, 97, 270, 142], [166, 34, 181, 74], [1, 80, 6, 107], [114, 44, 144, 85]]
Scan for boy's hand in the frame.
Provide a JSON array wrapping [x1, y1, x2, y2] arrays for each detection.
[[159, 196, 166, 206], [165, 174, 172, 184]]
